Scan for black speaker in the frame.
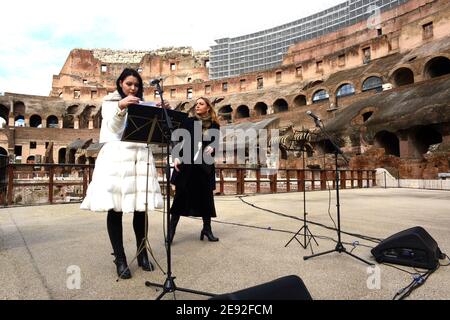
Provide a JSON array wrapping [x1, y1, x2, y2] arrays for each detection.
[[209, 275, 312, 300], [371, 226, 443, 269]]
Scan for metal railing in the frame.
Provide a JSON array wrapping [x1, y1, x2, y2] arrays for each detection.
[[0, 163, 377, 206]]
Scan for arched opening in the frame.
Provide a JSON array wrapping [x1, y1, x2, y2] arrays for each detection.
[[0, 104, 9, 128], [363, 112, 373, 122], [236, 105, 250, 119], [46, 115, 59, 128], [336, 84, 355, 98], [0, 147, 7, 156], [315, 140, 336, 155], [77, 156, 87, 165], [14, 115, 25, 127], [218, 105, 233, 122], [58, 148, 66, 164], [294, 95, 307, 107], [411, 126, 443, 158], [68, 150, 76, 164], [13, 101, 25, 117], [392, 68, 414, 87], [79, 106, 95, 129], [362, 76, 383, 92], [273, 99, 288, 113], [424, 56, 450, 79], [312, 89, 330, 104], [30, 115, 42, 128], [374, 131, 400, 157], [254, 102, 268, 116], [179, 102, 190, 112], [93, 111, 102, 129], [26, 156, 36, 164], [64, 105, 79, 129]]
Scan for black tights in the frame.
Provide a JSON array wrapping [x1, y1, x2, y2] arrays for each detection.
[[107, 210, 147, 256]]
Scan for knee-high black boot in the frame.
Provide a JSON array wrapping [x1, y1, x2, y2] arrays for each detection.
[[168, 214, 180, 245], [133, 212, 154, 272], [201, 216, 219, 242], [107, 210, 131, 279]]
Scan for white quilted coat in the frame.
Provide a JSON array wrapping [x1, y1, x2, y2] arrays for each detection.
[[80, 92, 163, 214]]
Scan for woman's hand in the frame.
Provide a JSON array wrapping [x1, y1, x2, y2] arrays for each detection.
[[118, 96, 140, 110], [174, 158, 182, 172]]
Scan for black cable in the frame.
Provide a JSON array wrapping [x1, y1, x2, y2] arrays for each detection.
[[238, 195, 383, 244], [393, 266, 438, 300], [326, 179, 338, 231]]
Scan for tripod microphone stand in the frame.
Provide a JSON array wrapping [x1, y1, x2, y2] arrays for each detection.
[[285, 141, 318, 253], [303, 116, 373, 266], [144, 79, 215, 299]]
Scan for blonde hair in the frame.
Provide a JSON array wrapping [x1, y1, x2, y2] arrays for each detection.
[[196, 97, 220, 125]]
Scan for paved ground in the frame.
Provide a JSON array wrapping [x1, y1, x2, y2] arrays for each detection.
[[0, 187, 449, 300]]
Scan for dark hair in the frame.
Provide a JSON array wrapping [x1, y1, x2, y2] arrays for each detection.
[[116, 68, 144, 99]]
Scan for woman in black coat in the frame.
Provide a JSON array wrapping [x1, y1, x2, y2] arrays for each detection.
[[169, 97, 220, 244]]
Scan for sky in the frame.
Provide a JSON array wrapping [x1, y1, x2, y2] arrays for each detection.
[[0, 0, 344, 96]]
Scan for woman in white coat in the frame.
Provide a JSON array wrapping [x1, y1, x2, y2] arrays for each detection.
[[81, 68, 163, 279]]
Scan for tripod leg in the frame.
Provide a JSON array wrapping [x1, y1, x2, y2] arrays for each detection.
[[303, 249, 336, 260], [343, 251, 374, 266], [285, 226, 305, 247]]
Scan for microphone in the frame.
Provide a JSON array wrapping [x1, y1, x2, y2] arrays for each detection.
[[306, 110, 321, 122], [150, 77, 163, 86]]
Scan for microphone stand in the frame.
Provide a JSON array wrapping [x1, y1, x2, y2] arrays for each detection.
[[303, 117, 373, 265], [144, 80, 215, 299]]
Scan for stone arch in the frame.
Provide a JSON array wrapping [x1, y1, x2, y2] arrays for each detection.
[[374, 131, 400, 157], [312, 89, 330, 104], [410, 126, 443, 158], [362, 76, 383, 92], [236, 105, 250, 119], [254, 102, 268, 116], [93, 110, 102, 129], [0, 104, 8, 128], [218, 105, 233, 122], [14, 115, 25, 127], [13, 101, 25, 117], [58, 148, 66, 164], [29, 114, 42, 128], [79, 105, 96, 129], [77, 155, 87, 165], [0, 147, 8, 156], [336, 82, 356, 99], [390, 67, 414, 87], [293, 94, 307, 107], [26, 155, 35, 164], [273, 98, 289, 113], [64, 105, 79, 129], [423, 56, 450, 79], [46, 115, 59, 128]]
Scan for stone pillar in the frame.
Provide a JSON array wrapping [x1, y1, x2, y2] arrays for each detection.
[[88, 119, 94, 129], [41, 119, 47, 128], [74, 118, 79, 130]]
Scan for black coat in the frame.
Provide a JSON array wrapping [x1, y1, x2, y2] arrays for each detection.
[[170, 118, 220, 217]]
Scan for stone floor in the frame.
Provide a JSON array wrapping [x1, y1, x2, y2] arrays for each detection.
[[0, 187, 449, 300]]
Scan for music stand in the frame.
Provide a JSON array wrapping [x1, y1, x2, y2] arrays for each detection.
[[284, 130, 319, 253], [126, 83, 215, 300], [118, 104, 187, 280], [303, 119, 373, 266]]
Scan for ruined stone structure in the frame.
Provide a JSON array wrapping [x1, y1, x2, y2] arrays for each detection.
[[1, 0, 449, 179]]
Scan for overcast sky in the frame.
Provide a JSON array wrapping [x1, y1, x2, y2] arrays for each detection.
[[0, 0, 344, 96]]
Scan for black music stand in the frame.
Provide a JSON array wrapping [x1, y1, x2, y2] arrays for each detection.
[[284, 131, 319, 253], [124, 86, 215, 300]]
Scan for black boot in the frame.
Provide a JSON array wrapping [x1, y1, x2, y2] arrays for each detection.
[[134, 212, 154, 272], [107, 210, 132, 279], [168, 215, 180, 245], [200, 216, 219, 242]]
